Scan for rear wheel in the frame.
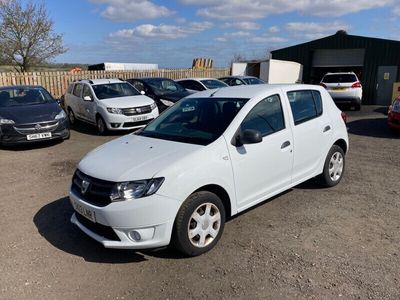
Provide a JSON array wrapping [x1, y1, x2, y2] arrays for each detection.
[[319, 145, 345, 187], [96, 116, 107, 135], [172, 191, 225, 256]]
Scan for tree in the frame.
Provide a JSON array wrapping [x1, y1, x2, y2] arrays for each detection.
[[0, 0, 67, 72]]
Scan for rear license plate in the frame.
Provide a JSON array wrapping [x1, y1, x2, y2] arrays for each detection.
[[332, 87, 347, 91], [71, 198, 96, 222], [26, 132, 52, 140], [132, 115, 148, 122]]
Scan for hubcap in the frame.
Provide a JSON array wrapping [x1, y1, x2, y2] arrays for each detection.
[[188, 203, 221, 248], [97, 118, 104, 133], [69, 111, 75, 123], [329, 151, 344, 182]]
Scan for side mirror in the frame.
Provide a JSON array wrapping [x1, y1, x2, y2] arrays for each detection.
[[140, 90, 146, 95], [83, 95, 92, 101], [233, 129, 263, 146]]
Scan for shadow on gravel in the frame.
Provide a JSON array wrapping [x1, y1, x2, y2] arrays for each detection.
[[70, 121, 134, 137], [0, 139, 63, 151], [374, 106, 389, 115], [34, 197, 148, 263], [347, 118, 400, 139]]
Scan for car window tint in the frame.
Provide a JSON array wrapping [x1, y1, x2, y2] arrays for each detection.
[[288, 90, 321, 125], [241, 94, 285, 137], [312, 91, 323, 115], [201, 79, 227, 89], [82, 85, 93, 99], [73, 84, 83, 97], [130, 81, 146, 92]]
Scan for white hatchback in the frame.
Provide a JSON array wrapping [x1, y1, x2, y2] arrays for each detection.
[[320, 72, 362, 110], [64, 79, 159, 134], [69, 84, 348, 256]]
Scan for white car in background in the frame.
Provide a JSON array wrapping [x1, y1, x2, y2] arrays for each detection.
[[176, 78, 228, 92], [64, 79, 159, 134], [320, 72, 362, 110], [69, 84, 348, 256]]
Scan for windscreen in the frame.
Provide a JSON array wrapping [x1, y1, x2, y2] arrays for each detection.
[[322, 74, 357, 83], [137, 97, 248, 145], [143, 78, 185, 95], [92, 83, 140, 100], [243, 77, 265, 85], [0, 87, 54, 107], [200, 79, 228, 89]]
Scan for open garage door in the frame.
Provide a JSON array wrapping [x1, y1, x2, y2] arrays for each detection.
[[312, 49, 365, 67]]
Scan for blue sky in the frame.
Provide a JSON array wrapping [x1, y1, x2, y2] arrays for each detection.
[[36, 0, 400, 68]]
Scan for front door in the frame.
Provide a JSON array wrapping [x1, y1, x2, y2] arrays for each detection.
[[376, 66, 398, 105], [227, 94, 293, 211]]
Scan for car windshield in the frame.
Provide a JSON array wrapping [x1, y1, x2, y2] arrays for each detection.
[[0, 87, 54, 107], [143, 78, 185, 95], [200, 79, 227, 89], [137, 97, 249, 145], [322, 74, 357, 83], [243, 77, 265, 85], [92, 83, 140, 100]]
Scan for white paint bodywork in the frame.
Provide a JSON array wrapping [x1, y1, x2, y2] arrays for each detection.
[[70, 84, 348, 249]]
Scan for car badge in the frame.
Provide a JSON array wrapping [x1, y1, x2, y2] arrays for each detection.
[[81, 180, 90, 194], [35, 124, 42, 131]]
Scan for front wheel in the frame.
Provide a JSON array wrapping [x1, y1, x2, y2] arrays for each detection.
[[172, 191, 225, 256], [96, 116, 107, 135], [67, 108, 76, 125], [319, 145, 345, 187]]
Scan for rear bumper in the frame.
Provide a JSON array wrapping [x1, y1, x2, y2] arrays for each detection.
[[388, 111, 400, 130]]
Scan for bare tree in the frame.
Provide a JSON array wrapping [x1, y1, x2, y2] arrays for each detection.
[[0, 0, 67, 72]]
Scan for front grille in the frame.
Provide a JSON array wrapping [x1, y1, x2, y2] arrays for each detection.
[[123, 119, 153, 128], [72, 170, 114, 207], [75, 213, 120, 241], [13, 120, 59, 134], [122, 105, 152, 116]]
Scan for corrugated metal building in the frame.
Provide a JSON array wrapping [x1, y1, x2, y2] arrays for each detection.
[[271, 31, 400, 105]]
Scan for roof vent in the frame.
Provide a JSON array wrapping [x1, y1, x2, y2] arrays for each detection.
[[336, 30, 348, 35]]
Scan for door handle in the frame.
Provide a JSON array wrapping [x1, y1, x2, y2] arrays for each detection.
[[323, 125, 331, 133], [281, 141, 291, 149]]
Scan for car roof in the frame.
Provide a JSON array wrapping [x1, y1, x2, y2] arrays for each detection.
[[72, 79, 124, 85], [186, 84, 323, 99], [130, 77, 173, 81], [324, 72, 356, 75], [176, 78, 223, 82], [0, 85, 45, 90], [219, 76, 259, 79]]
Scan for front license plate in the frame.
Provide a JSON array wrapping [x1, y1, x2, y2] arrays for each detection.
[[71, 198, 96, 222], [26, 132, 52, 140], [132, 115, 148, 122]]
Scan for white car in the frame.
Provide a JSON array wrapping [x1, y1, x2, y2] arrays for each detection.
[[69, 84, 348, 256], [64, 79, 159, 134], [176, 78, 228, 92], [320, 72, 362, 110]]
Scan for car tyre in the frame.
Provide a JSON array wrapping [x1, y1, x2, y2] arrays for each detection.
[[96, 115, 107, 135], [67, 108, 76, 125], [319, 145, 345, 187], [354, 103, 361, 111], [172, 191, 225, 257]]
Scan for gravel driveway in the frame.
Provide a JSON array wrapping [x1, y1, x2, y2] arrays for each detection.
[[1, 106, 399, 299]]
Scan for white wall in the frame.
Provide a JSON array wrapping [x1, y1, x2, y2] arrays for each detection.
[[268, 59, 303, 84], [231, 63, 248, 76]]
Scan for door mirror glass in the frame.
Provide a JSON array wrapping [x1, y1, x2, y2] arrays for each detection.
[[83, 95, 92, 101]]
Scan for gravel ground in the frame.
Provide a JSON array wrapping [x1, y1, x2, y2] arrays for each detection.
[[1, 106, 399, 300]]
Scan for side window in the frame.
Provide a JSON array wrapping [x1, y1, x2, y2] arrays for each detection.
[[287, 90, 322, 125], [82, 85, 93, 99], [67, 84, 74, 94], [178, 80, 191, 90], [240, 94, 285, 137], [131, 81, 145, 92], [191, 81, 205, 91], [73, 84, 83, 97]]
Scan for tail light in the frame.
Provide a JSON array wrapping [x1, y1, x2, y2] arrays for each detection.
[[320, 83, 327, 88], [351, 82, 362, 88], [341, 112, 347, 124]]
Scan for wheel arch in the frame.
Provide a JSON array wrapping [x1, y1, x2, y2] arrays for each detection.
[[192, 184, 232, 219], [333, 138, 348, 154]]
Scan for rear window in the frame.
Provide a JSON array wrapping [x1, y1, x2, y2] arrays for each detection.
[[322, 74, 357, 83]]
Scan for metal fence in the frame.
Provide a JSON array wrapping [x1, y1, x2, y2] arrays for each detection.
[[0, 68, 230, 98]]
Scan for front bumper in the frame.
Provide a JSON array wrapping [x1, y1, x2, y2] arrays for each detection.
[[0, 119, 70, 146], [104, 108, 159, 131], [388, 111, 400, 130], [69, 190, 181, 249]]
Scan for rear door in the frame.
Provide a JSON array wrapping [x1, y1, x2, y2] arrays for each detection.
[[71, 83, 84, 118], [227, 93, 294, 211], [285, 89, 331, 184]]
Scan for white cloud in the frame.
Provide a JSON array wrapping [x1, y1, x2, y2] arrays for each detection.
[[179, 0, 394, 19], [393, 6, 400, 16], [285, 21, 350, 40], [109, 21, 213, 40], [90, 0, 174, 22], [250, 36, 288, 44], [268, 26, 280, 33], [223, 21, 261, 30]]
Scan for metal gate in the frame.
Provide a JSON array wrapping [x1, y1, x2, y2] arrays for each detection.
[[376, 66, 398, 105]]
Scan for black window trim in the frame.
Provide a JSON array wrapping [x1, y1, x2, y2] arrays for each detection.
[[287, 89, 324, 126], [239, 93, 286, 138]]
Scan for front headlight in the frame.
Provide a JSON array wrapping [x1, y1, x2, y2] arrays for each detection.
[[0, 118, 15, 125], [107, 107, 123, 114], [110, 177, 165, 202], [55, 110, 67, 120], [150, 102, 157, 110]]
